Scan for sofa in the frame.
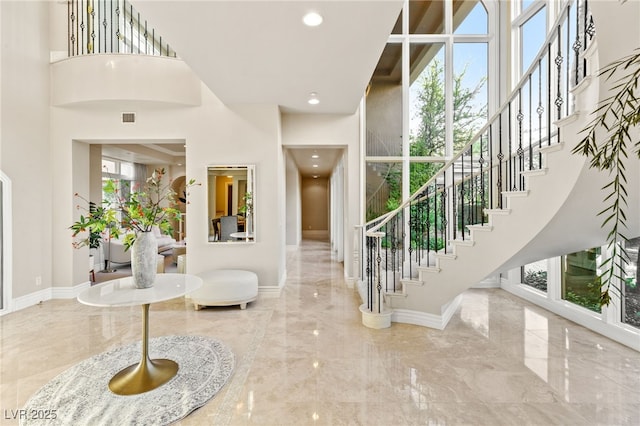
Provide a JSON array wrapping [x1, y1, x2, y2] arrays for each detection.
[[104, 227, 176, 265]]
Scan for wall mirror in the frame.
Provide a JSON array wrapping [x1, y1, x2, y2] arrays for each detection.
[[207, 165, 255, 243]]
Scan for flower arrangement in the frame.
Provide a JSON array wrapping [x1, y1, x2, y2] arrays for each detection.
[[71, 168, 198, 250]]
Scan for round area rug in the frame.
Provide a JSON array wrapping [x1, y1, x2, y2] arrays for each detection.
[[21, 335, 234, 426]]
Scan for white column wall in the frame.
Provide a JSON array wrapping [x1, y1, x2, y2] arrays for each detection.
[[285, 151, 302, 246], [331, 155, 345, 262]]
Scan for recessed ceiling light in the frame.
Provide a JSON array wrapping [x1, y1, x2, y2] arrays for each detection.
[[312, 164, 319, 168], [313, 175, 318, 179], [311, 154, 319, 159], [303, 12, 323, 27], [308, 92, 320, 105]]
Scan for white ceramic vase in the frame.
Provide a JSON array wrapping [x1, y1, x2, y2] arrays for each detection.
[[131, 231, 157, 289]]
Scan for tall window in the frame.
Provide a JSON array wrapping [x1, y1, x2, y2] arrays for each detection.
[[366, 0, 492, 218], [623, 237, 640, 328], [561, 248, 602, 313], [512, 1, 547, 81], [522, 260, 548, 292], [102, 158, 136, 215]]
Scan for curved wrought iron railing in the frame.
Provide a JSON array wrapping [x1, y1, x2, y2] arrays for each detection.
[[67, 0, 176, 58], [359, 0, 595, 315]]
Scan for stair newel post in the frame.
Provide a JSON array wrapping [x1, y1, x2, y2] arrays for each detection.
[[401, 207, 406, 278], [434, 183, 440, 255], [479, 134, 487, 226], [441, 171, 447, 254], [360, 231, 392, 329], [497, 112, 504, 209], [389, 218, 397, 292], [408, 199, 414, 275], [517, 87, 525, 191], [506, 103, 511, 192], [528, 72, 534, 173], [468, 144, 472, 230], [547, 41, 552, 147], [375, 232, 383, 313], [425, 188, 431, 267], [458, 152, 466, 240], [488, 122, 494, 210], [365, 235, 373, 311], [419, 195, 427, 264], [555, 24, 564, 144], [537, 58, 544, 169]]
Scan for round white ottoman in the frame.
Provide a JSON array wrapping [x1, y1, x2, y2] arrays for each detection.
[[188, 269, 258, 310]]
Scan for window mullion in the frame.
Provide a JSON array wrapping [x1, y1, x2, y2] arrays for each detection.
[[445, 36, 453, 159], [402, 35, 410, 203]]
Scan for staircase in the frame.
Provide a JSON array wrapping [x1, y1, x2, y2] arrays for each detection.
[[358, 0, 640, 329]]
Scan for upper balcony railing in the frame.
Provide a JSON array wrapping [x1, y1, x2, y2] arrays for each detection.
[[357, 0, 595, 316], [67, 0, 176, 58]]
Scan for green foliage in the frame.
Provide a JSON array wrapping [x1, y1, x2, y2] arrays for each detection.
[[410, 59, 487, 157], [71, 168, 198, 251], [70, 198, 117, 249], [565, 280, 602, 313], [572, 48, 640, 306], [523, 270, 548, 291], [383, 59, 487, 210]]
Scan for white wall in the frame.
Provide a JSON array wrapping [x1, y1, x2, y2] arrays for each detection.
[[285, 151, 301, 246], [50, 55, 285, 290], [0, 1, 52, 299], [281, 112, 361, 278], [331, 154, 345, 261], [301, 178, 329, 232]]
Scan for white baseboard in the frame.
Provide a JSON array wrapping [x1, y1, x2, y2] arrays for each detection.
[[257, 271, 286, 298], [9, 281, 92, 314], [391, 294, 462, 330], [52, 282, 91, 299], [258, 286, 283, 298], [12, 288, 52, 311], [472, 275, 501, 288], [502, 281, 640, 352]]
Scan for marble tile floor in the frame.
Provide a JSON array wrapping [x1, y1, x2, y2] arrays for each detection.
[[1, 239, 639, 425]]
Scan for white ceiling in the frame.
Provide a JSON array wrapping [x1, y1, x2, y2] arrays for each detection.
[[100, 142, 186, 165], [287, 147, 343, 178], [107, 1, 402, 175], [132, 0, 403, 114]]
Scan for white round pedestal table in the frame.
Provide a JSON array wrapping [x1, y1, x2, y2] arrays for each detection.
[[230, 231, 254, 241], [77, 273, 202, 396]]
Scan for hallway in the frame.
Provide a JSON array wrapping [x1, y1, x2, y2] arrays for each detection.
[[1, 240, 639, 425]]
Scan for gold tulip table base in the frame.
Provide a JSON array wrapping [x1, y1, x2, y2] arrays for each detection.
[[109, 303, 179, 396], [109, 358, 178, 395]]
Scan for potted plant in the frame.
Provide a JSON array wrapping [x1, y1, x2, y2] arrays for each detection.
[[239, 192, 254, 235], [71, 200, 107, 279], [71, 168, 197, 288]]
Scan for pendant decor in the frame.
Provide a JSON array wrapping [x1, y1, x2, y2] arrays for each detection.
[[131, 231, 158, 289]]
